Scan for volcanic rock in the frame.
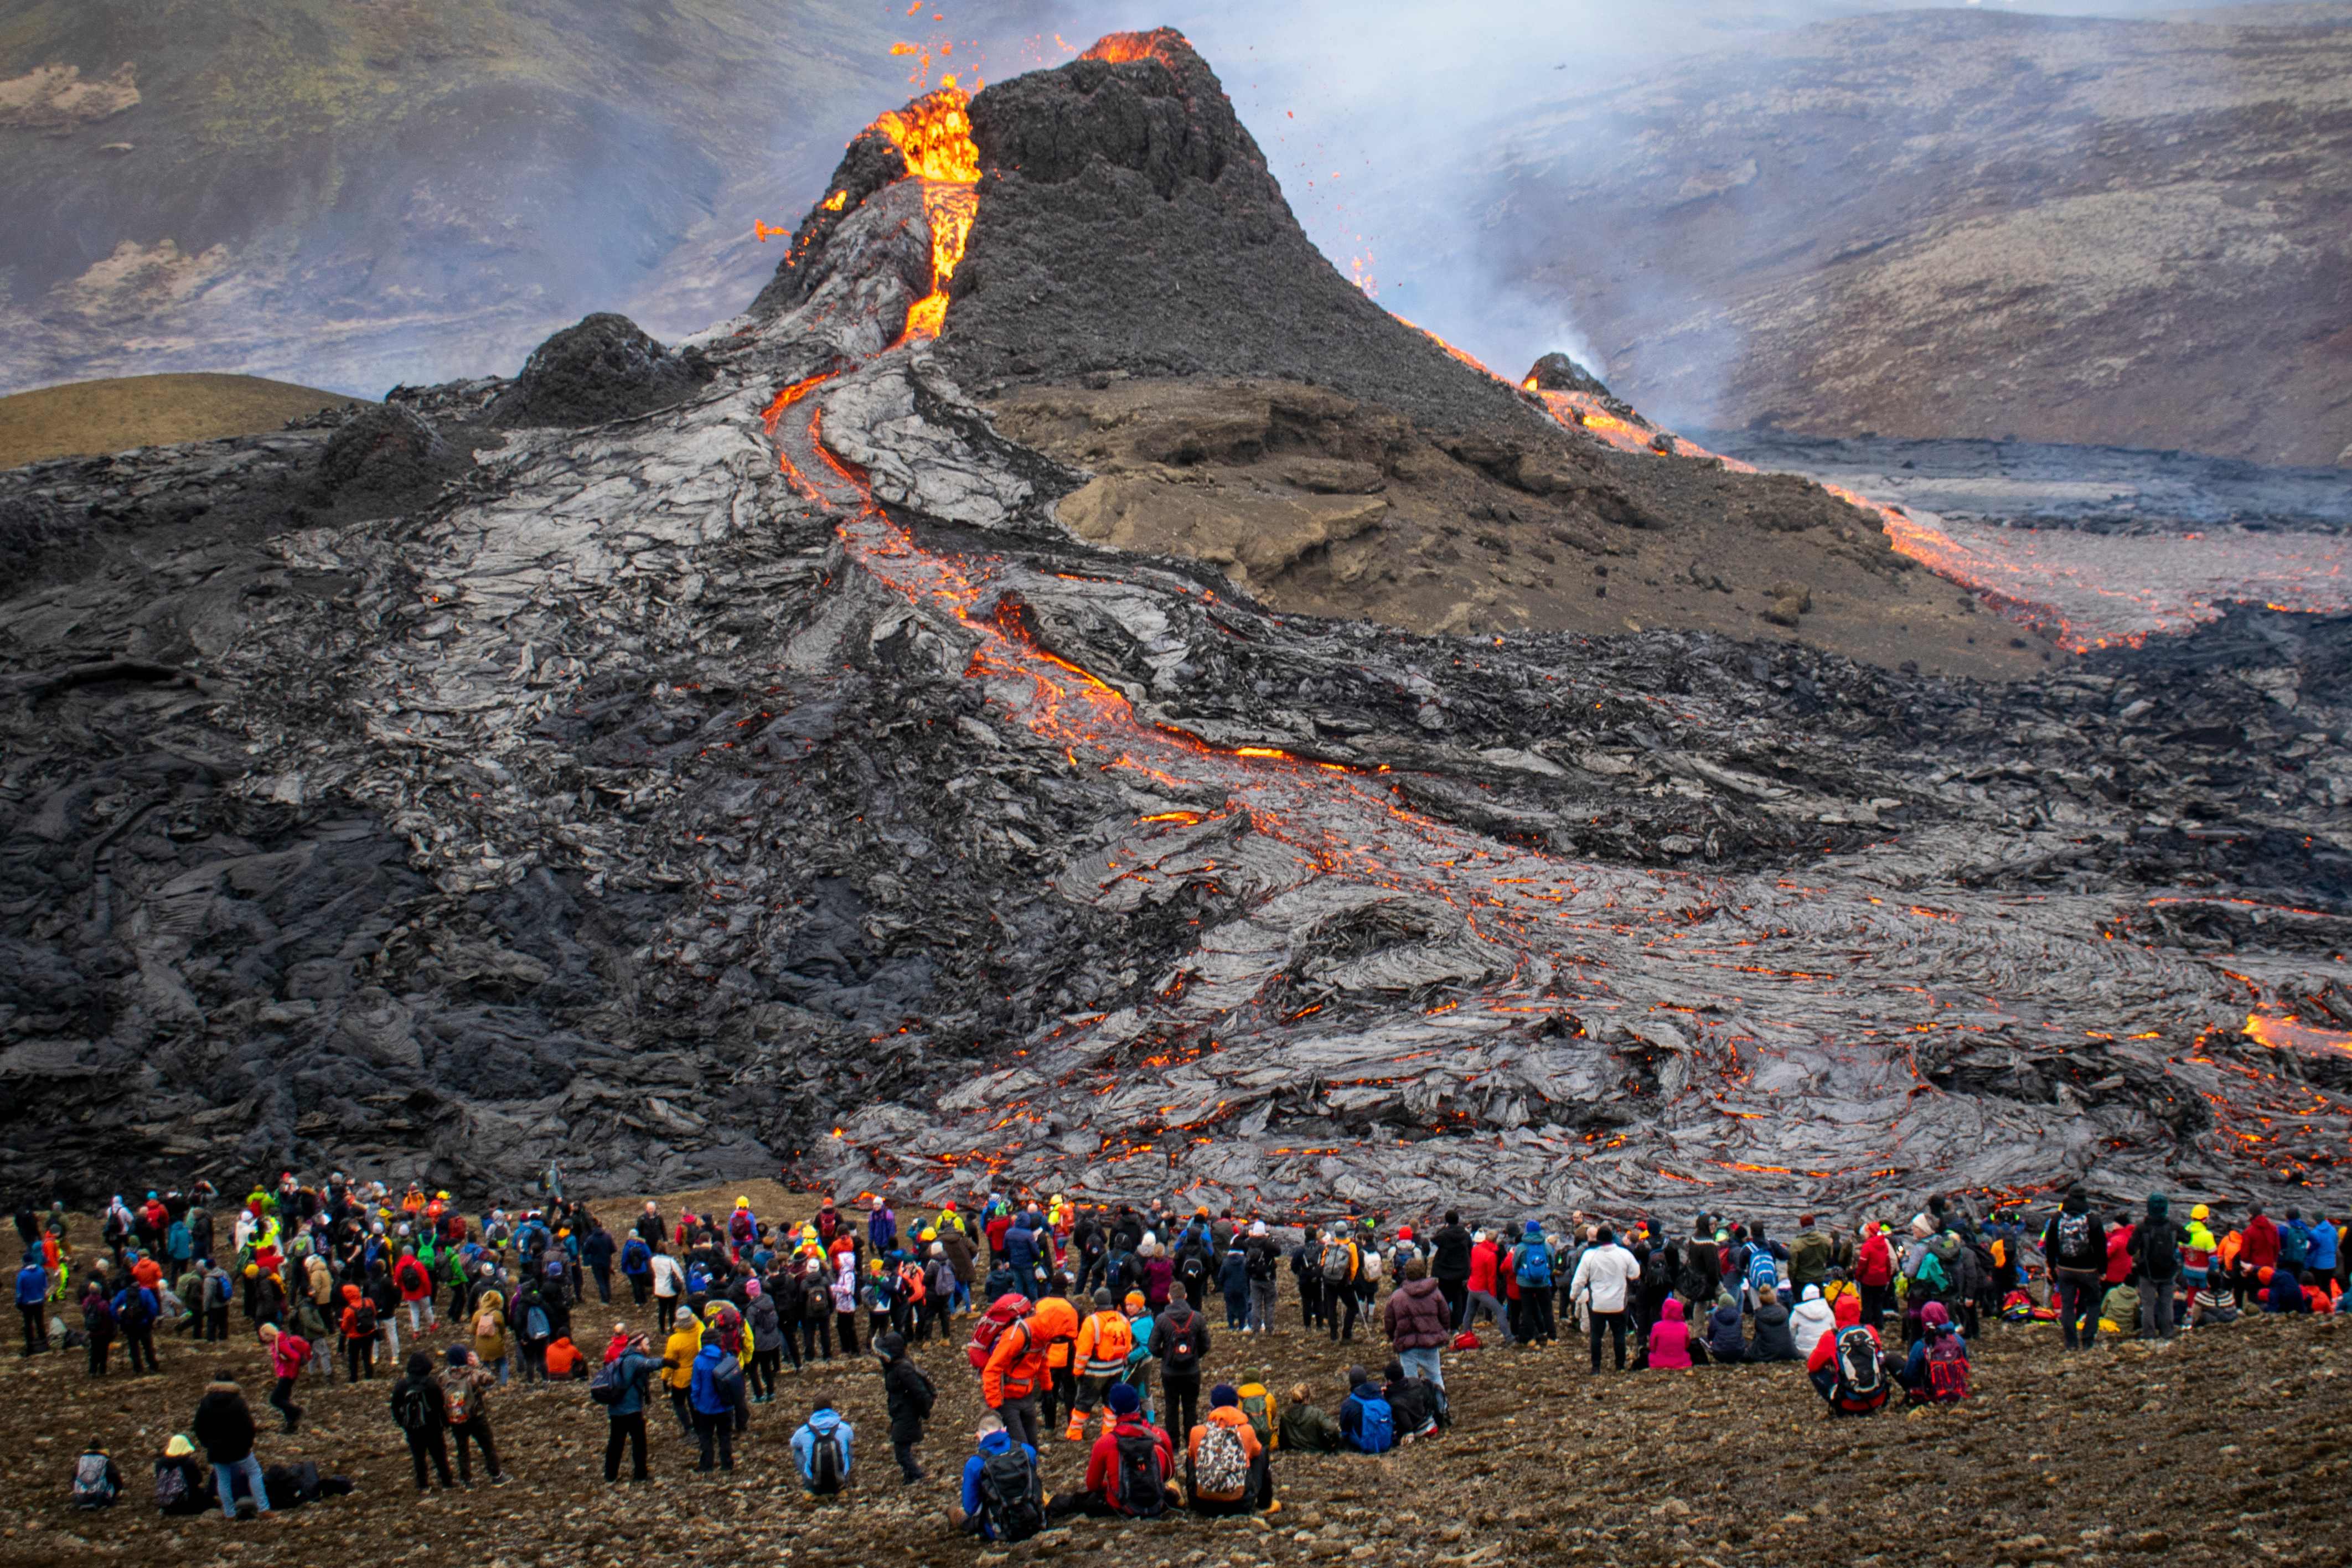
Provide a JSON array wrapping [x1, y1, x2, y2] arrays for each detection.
[[485, 313, 711, 428]]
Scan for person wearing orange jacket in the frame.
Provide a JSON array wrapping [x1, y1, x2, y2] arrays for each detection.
[[1035, 1278, 1082, 1437], [982, 1295, 1077, 1453], [1067, 1288, 1137, 1441], [1185, 1383, 1275, 1516]]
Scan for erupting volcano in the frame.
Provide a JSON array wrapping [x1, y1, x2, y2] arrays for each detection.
[[1, 29, 2346, 1219]]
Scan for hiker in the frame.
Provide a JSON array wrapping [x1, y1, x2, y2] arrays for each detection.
[[1187, 1383, 1274, 1514], [2186, 1266, 2240, 1329], [193, 1369, 271, 1518], [661, 1307, 704, 1438], [1149, 1288, 1210, 1442], [952, 1414, 1045, 1542], [983, 1293, 1076, 1452], [687, 1335, 747, 1473], [1289, 1235, 1325, 1332], [1462, 1230, 1511, 1343], [1853, 1221, 1895, 1329], [1899, 1300, 1970, 1403], [2261, 1267, 2310, 1315], [1071, 1287, 1138, 1441], [71, 1441, 123, 1510], [1789, 1283, 1838, 1360], [390, 1352, 454, 1489], [1809, 1322, 1892, 1417], [1244, 1222, 1281, 1334], [113, 1273, 162, 1374], [745, 1279, 783, 1401], [1749, 1286, 1802, 1362], [1568, 1224, 1641, 1373], [1316, 1229, 1360, 1341], [789, 1395, 856, 1495], [598, 1332, 660, 1482], [154, 1434, 211, 1516], [339, 1285, 379, 1382], [440, 1346, 503, 1486], [1047, 1381, 1175, 1520], [2128, 1193, 2185, 1341], [1338, 1365, 1394, 1453], [1382, 1256, 1451, 1385], [81, 1279, 117, 1376], [650, 1245, 685, 1333], [1646, 1297, 1694, 1370], [2041, 1189, 2107, 1350], [1279, 1380, 1343, 1452], [876, 1331, 935, 1483], [258, 1322, 310, 1433]]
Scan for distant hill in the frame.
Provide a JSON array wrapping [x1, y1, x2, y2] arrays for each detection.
[[1482, 6, 2352, 466], [0, 372, 354, 465]]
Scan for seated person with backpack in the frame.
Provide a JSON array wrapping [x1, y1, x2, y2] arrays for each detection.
[[1381, 1360, 1441, 1442], [789, 1395, 855, 1495], [1047, 1382, 1177, 1520], [950, 1414, 1043, 1543], [1186, 1384, 1275, 1515], [1337, 1367, 1395, 1455], [1278, 1382, 1343, 1453], [1807, 1322, 1892, 1417], [2186, 1266, 2240, 1328], [71, 1441, 123, 1509], [1899, 1301, 1970, 1403], [154, 1434, 211, 1516]]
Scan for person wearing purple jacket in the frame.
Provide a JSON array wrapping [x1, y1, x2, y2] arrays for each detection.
[[1381, 1259, 1452, 1387]]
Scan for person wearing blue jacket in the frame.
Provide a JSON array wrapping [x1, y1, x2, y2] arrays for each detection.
[[1337, 1367, 1393, 1453], [790, 1397, 856, 1494], [687, 1343, 745, 1472], [1217, 1245, 1250, 1331], [619, 1235, 654, 1307], [1005, 1213, 1043, 1301], [2308, 1215, 2340, 1279], [112, 1282, 162, 1374], [15, 1253, 49, 1356], [953, 1415, 1040, 1540], [581, 1221, 616, 1305], [2262, 1268, 2310, 1315]]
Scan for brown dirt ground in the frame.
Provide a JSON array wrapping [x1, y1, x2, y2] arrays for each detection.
[[990, 377, 2059, 682], [7, 1188, 2346, 1568], [0, 374, 359, 468]]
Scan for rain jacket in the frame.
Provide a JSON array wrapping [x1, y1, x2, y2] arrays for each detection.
[[1647, 1298, 1694, 1369], [789, 1407, 854, 1487]]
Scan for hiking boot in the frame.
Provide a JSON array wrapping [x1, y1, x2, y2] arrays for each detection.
[[234, 1497, 258, 1521]]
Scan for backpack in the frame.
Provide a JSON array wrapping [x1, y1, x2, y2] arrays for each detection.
[[621, 1239, 651, 1275], [977, 1445, 1045, 1542], [1451, 1329, 1482, 1351], [1177, 1250, 1208, 1291], [805, 1426, 846, 1495], [2054, 1212, 2097, 1270], [1348, 1394, 1394, 1454], [351, 1298, 378, 1338], [392, 1380, 438, 1434], [73, 1453, 117, 1509], [153, 1459, 190, 1512], [443, 1375, 478, 1426], [525, 1303, 551, 1341], [1110, 1428, 1167, 1518], [1515, 1243, 1553, 1288], [1161, 1310, 1200, 1375], [1745, 1245, 1778, 1297], [1319, 1242, 1353, 1285], [1237, 1383, 1276, 1446], [1925, 1333, 1970, 1403], [1193, 1419, 1249, 1500], [966, 1296, 1027, 1372], [1911, 1251, 1950, 1295], [588, 1356, 632, 1406], [1831, 1328, 1888, 1410], [897, 1262, 927, 1305], [1090, 1313, 1135, 1366]]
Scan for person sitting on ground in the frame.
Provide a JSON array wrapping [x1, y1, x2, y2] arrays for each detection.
[[2098, 1279, 2141, 1334], [1899, 1300, 1970, 1403], [1381, 1359, 1439, 1441], [1748, 1286, 1802, 1363], [1789, 1284, 1838, 1362], [1700, 1293, 1746, 1366], [154, 1434, 211, 1516], [1278, 1381, 1343, 1454], [950, 1414, 1044, 1543], [2260, 1267, 2310, 1315], [1046, 1381, 1176, 1520], [2187, 1266, 2240, 1328], [1808, 1321, 1892, 1417], [1337, 1365, 1395, 1454], [789, 1393, 855, 1494], [71, 1440, 123, 1509], [1647, 1297, 1695, 1370], [1187, 1383, 1275, 1515]]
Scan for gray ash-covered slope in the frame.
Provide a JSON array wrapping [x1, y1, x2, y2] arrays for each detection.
[[2, 35, 2350, 1215]]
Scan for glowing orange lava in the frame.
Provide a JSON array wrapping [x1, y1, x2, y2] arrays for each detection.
[[1082, 31, 1186, 66], [869, 82, 980, 340], [2245, 1008, 2352, 1058]]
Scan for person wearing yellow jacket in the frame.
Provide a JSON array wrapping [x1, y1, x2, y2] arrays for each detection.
[[1067, 1288, 1136, 1440], [661, 1308, 704, 1439], [2182, 1206, 2219, 1277]]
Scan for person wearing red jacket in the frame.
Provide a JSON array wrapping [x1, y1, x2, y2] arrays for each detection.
[[1462, 1231, 1511, 1343], [1854, 1223, 1896, 1330], [393, 1250, 435, 1334], [1046, 1381, 1176, 1520], [2103, 1217, 2137, 1286]]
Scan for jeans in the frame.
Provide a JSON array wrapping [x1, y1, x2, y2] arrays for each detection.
[[1399, 1345, 1444, 1387], [605, 1412, 648, 1479], [1223, 1291, 1249, 1331], [1464, 1290, 1511, 1342], [211, 1455, 268, 1517], [1588, 1309, 1629, 1370], [1249, 1280, 1278, 1332], [2056, 1274, 2101, 1349], [405, 1299, 433, 1332], [2140, 1279, 2177, 1339]]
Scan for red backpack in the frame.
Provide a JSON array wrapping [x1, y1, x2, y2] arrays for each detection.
[[965, 1293, 1029, 1372], [1925, 1332, 1970, 1402]]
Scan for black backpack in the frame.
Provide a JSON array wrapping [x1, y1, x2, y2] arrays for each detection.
[[1111, 1429, 1166, 1518], [978, 1446, 1044, 1542], [1161, 1311, 1200, 1375], [391, 1381, 438, 1434], [806, 1427, 847, 1495], [1177, 1251, 1207, 1290], [351, 1298, 378, 1337]]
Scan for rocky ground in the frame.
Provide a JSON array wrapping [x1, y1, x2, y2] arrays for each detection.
[[3, 1198, 2349, 1568], [2, 32, 2349, 1220]]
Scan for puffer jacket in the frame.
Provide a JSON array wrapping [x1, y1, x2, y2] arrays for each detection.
[[1646, 1298, 1693, 1369], [1381, 1275, 1452, 1350]]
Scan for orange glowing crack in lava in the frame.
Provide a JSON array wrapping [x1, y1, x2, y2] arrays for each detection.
[[873, 82, 979, 340]]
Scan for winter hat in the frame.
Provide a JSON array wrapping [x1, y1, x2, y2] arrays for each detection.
[[1250, 1221, 1268, 1238], [1106, 1383, 1141, 1416], [1523, 1220, 1543, 1237], [745, 1279, 762, 1297], [2147, 1193, 2170, 1218], [406, 1352, 434, 1378], [1210, 1383, 1238, 1407], [447, 1344, 469, 1366], [1802, 1284, 1822, 1302], [1123, 1292, 1146, 1312], [1920, 1301, 1951, 1329], [1093, 1288, 1114, 1308], [166, 1434, 197, 1458]]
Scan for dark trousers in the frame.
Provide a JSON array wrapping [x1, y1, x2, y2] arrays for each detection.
[[694, 1409, 734, 1471], [802, 1316, 831, 1362], [1043, 1365, 1077, 1429], [835, 1311, 859, 1355], [591, 1266, 611, 1304], [779, 1324, 804, 1370], [1298, 1283, 1322, 1330], [269, 1374, 302, 1431], [205, 1306, 228, 1341], [629, 1276, 649, 1307], [1223, 1291, 1248, 1330], [1439, 1277, 1468, 1328], [750, 1348, 780, 1398], [124, 1325, 159, 1372], [604, 1412, 649, 1480], [655, 1296, 678, 1333], [405, 1427, 452, 1489], [452, 1416, 499, 1483], [345, 1338, 375, 1381], [1326, 1292, 1357, 1341], [2057, 1275, 2101, 1349], [1522, 1292, 1557, 1344], [89, 1336, 111, 1375], [19, 1302, 46, 1354], [893, 1436, 923, 1481], [1860, 1282, 1895, 1330], [1162, 1374, 1200, 1442], [1589, 1308, 1629, 1370], [669, 1385, 695, 1437]]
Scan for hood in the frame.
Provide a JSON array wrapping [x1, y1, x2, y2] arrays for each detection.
[[975, 1428, 1015, 1456], [692, 1344, 725, 1371], [806, 1407, 846, 1436], [2147, 1194, 2170, 1219], [1710, 1304, 1743, 1331], [1801, 1284, 1822, 1302], [1661, 1298, 1686, 1322], [1402, 1276, 1443, 1298]]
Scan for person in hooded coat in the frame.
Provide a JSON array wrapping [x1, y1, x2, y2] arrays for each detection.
[[1788, 1284, 1838, 1362], [1748, 1286, 1801, 1362], [1700, 1296, 1746, 1365], [1646, 1297, 1694, 1370]]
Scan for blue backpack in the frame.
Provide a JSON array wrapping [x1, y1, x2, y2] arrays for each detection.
[[1349, 1394, 1394, 1455], [1514, 1243, 1553, 1288], [1746, 1246, 1778, 1296], [621, 1239, 651, 1276]]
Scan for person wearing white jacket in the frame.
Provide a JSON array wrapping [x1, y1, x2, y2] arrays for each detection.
[[1788, 1283, 1838, 1360], [1567, 1227, 1642, 1372]]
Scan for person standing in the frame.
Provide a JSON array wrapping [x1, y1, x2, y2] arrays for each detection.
[[440, 1346, 503, 1486], [1567, 1225, 1642, 1373], [2041, 1189, 2108, 1352], [602, 1332, 660, 1482], [877, 1330, 935, 1483], [2129, 1194, 2186, 1341], [688, 1338, 746, 1473], [581, 1219, 616, 1306], [259, 1323, 309, 1433], [1149, 1292, 1209, 1443], [1429, 1212, 1474, 1328], [192, 1370, 270, 1519], [1381, 1259, 1452, 1386], [15, 1250, 48, 1357]]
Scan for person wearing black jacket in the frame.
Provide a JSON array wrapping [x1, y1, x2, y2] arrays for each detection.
[[389, 1352, 452, 1491], [2040, 1188, 2108, 1351], [1289, 1243, 1325, 1333], [192, 1371, 269, 1519], [876, 1331, 935, 1482], [2128, 1193, 2186, 1341], [581, 1222, 616, 1305], [1748, 1287, 1801, 1362], [1429, 1213, 1474, 1328], [1149, 1297, 1210, 1441]]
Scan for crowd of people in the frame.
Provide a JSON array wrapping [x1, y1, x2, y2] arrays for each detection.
[[15, 1176, 2346, 1535]]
